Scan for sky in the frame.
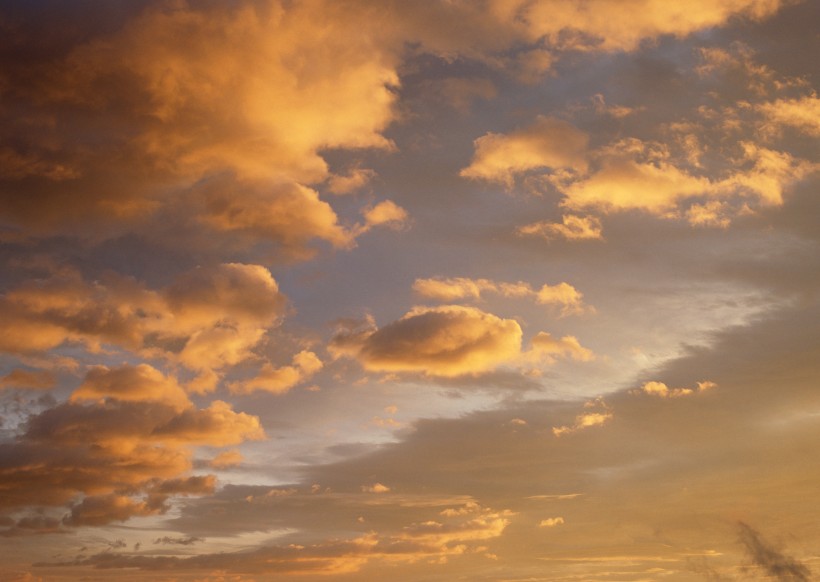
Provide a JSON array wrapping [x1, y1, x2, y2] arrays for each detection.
[[0, 1, 818, 581]]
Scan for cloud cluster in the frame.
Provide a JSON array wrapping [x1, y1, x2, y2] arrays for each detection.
[[330, 305, 593, 378], [44, 497, 511, 576], [516, 214, 604, 241], [330, 306, 523, 377], [0, 0, 406, 257], [635, 380, 717, 398], [0, 263, 301, 390], [413, 276, 591, 315], [0, 363, 261, 529]]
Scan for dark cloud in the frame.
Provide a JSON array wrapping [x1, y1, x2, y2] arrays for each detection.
[[738, 521, 811, 582]]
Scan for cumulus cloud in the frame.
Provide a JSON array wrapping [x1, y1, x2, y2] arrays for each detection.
[[329, 305, 523, 377], [0, 365, 261, 523], [529, 332, 595, 364], [635, 380, 716, 398], [517, 214, 604, 241], [413, 277, 591, 315], [0, 263, 291, 386], [538, 517, 565, 528], [460, 116, 589, 187], [229, 351, 323, 395], [71, 364, 191, 411], [330, 305, 595, 378], [756, 95, 820, 137]]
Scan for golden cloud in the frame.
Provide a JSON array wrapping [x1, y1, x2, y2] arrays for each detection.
[[229, 351, 323, 395], [517, 214, 604, 241], [413, 277, 591, 315], [0, 263, 290, 384], [330, 305, 524, 377], [460, 116, 589, 187]]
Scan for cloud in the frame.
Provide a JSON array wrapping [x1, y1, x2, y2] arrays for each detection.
[[361, 200, 410, 230], [757, 95, 820, 137], [361, 483, 391, 494], [538, 517, 565, 528], [635, 380, 716, 398], [517, 214, 604, 241], [329, 305, 523, 377], [154, 536, 204, 546], [62, 494, 166, 527], [551, 412, 612, 437], [737, 521, 811, 581], [193, 178, 354, 255], [529, 332, 595, 364], [460, 116, 589, 187], [208, 451, 244, 470], [229, 350, 322, 395], [71, 364, 191, 411], [0, 365, 261, 521], [413, 277, 591, 315], [0, 369, 56, 391], [326, 167, 377, 195], [516, 0, 784, 52], [0, 263, 288, 384], [44, 500, 512, 575], [0, 0, 409, 261]]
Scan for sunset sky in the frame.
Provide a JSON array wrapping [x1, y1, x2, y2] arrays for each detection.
[[0, 1, 818, 581]]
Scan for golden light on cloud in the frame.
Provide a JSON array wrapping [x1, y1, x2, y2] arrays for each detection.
[[0, 0, 818, 580]]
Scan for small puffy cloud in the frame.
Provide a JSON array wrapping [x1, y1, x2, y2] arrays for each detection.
[[326, 167, 377, 195], [552, 400, 612, 437], [329, 305, 523, 377], [361, 200, 409, 230], [460, 116, 589, 187], [635, 380, 716, 398], [517, 214, 603, 241], [413, 277, 591, 315], [721, 142, 816, 207], [530, 332, 595, 363], [0, 369, 56, 390], [756, 95, 820, 137], [538, 517, 565, 528], [412, 277, 488, 302], [361, 483, 391, 494], [229, 351, 323, 395], [686, 200, 732, 228]]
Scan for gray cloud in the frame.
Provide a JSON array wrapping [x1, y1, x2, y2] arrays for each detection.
[[738, 522, 811, 582]]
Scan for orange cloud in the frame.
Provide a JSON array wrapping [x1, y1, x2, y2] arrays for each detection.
[[229, 351, 323, 395], [517, 214, 604, 241], [0, 263, 289, 384], [460, 116, 589, 187], [413, 277, 591, 315], [330, 305, 524, 377], [0, 369, 56, 390], [635, 380, 717, 398]]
